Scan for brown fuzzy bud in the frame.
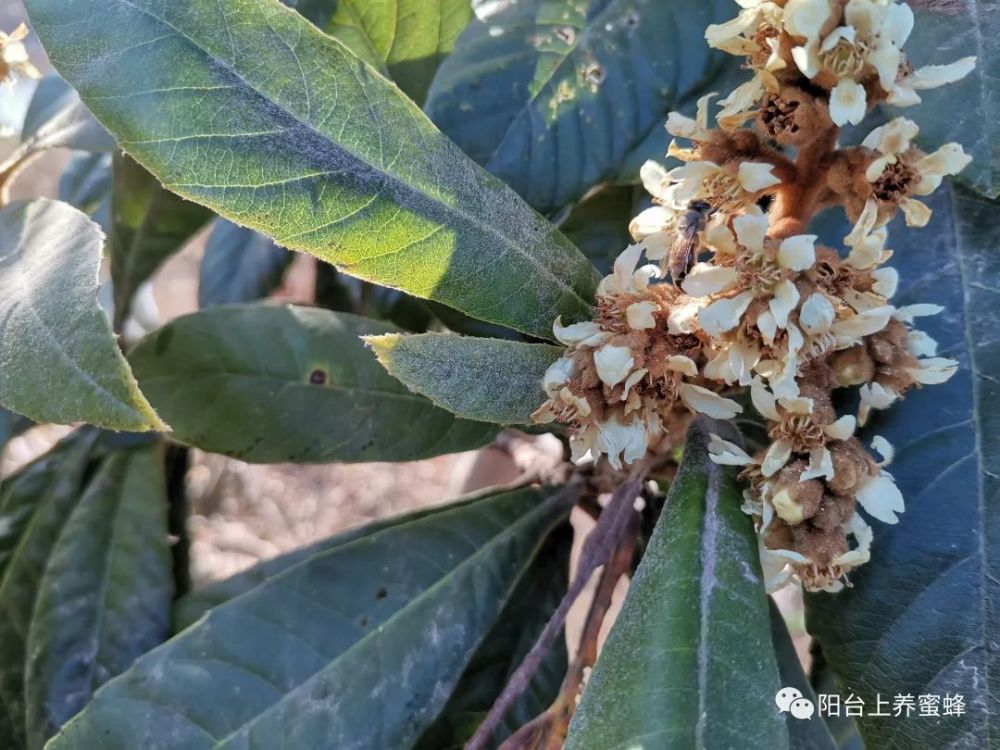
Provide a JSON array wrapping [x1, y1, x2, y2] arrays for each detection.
[[830, 345, 876, 386], [790, 523, 850, 568], [771, 463, 824, 524], [827, 439, 878, 496]]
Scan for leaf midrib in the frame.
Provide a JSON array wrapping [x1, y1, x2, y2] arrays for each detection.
[[101, 0, 594, 325]]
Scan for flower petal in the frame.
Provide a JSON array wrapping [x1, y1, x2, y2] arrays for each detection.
[[737, 161, 782, 192], [677, 383, 744, 419], [823, 415, 857, 441], [708, 434, 755, 466], [751, 377, 780, 420], [829, 78, 867, 126], [682, 263, 739, 297], [553, 317, 607, 347], [777, 234, 817, 272], [761, 439, 793, 477], [769, 280, 800, 328], [856, 472, 905, 524], [593, 344, 635, 387], [626, 301, 659, 330], [799, 292, 835, 335], [665, 355, 699, 377], [733, 212, 768, 251], [699, 291, 755, 336]]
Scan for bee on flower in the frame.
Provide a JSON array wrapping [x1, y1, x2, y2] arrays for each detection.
[[534, 0, 969, 592]]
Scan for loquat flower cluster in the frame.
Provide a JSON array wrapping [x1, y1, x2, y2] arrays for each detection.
[[533, 0, 971, 593]]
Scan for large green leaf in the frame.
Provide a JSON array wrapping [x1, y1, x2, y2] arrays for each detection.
[[0, 432, 97, 748], [0, 199, 164, 432], [128, 304, 497, 462], [366, 333, 563, 424], [24, 443, 172, 748], [279, 0, 472, 104], [805, 185, 1000, 746], [25, 0, 598, 340], [198, 219, 292, 308], [325, 0, 473, 105], [173, 488, 521, 630], [414, 524, 572, 749], [565, 419, 787, 750], [900, 2, 999, 198], [110, 154, 212, 329], [46, 485, 571, 749], [424, 0, 734, 213]]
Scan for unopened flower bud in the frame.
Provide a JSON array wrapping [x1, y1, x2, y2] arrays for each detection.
[[830, 346, 875, 386]]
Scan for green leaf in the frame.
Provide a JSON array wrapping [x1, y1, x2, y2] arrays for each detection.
[[366, 333, 563, 424], [0, 432, 97, 748], [128, 304, 497, 462], [414, 524, 572, 749], [278, 0, 472, 105], [768, 599, 836, 750], [25, 443, 173, 747], [173, 488, 517, 630], [565, 418, 787, 750], [25, 0, 598, 340], [900, 2, 999, 198], [46, 485, 572, 750], [110, 154, 212, 329], [198, 219, 292, 308], [424, 0, 735, 212], [805, 184, 1000, 747], [325, 0, 473, 105], [58, 152, 111, 219], [559, 183, 640, 275], [0, 199, 164, 432]]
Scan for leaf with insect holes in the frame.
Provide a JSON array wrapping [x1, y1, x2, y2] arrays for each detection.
[[24, 0, 598, 340], [45, 485, 572, 750], [425, 0, 737, 212], [366, 333, 564, 425], [128, 305, 497, 462], [0, 199, 164, 432]]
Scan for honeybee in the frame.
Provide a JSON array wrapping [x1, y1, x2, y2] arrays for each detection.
[[668, 199, 718, 284]]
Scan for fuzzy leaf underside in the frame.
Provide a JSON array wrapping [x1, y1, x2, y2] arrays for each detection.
[[0, 199, 163, 432], [367, 333, 563, 425], [128, 304, 497, 462], [24, 0, 599, 340]]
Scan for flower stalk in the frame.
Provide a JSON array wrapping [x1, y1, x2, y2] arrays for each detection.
[[534, 0, 972, 593]]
